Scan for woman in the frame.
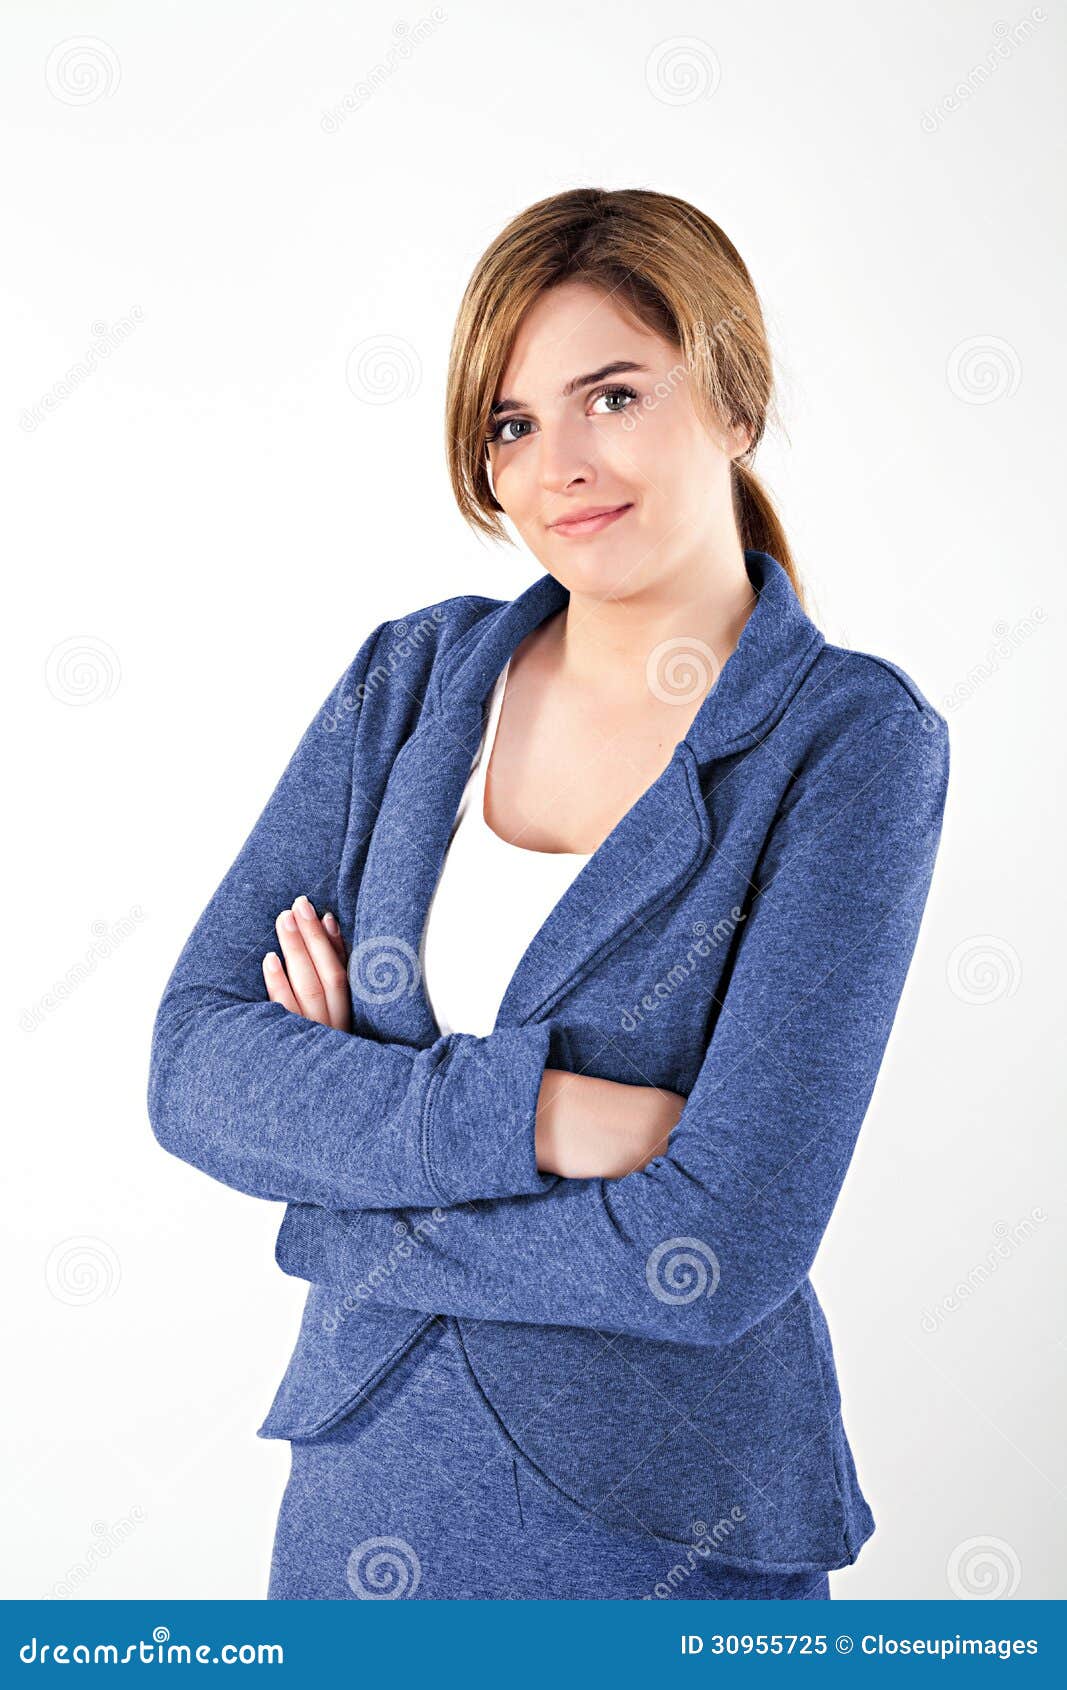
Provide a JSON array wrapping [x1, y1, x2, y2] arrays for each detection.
[[148, 188, 950, 1601]]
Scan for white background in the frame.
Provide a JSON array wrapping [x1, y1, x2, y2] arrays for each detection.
[[3, 0, 1063, 1601]]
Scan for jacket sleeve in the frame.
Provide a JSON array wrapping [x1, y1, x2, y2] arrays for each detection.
[[146, 618, 563, 1211], [272, 704, 950, 1347]]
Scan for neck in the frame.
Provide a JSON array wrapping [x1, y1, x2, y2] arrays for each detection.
[[551, 540, 757, 702]]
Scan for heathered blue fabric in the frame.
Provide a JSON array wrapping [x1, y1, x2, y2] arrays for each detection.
[[148, 551, 950, 1576], [267, 1315, 830, 1600]]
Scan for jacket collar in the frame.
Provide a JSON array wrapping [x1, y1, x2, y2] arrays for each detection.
[[354, 551, 825, 1035], [433, 549, 825, 765]]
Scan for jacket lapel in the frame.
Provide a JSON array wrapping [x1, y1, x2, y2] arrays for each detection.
[[352, 552, 825, 1040], [493, 742, 712, 1025]]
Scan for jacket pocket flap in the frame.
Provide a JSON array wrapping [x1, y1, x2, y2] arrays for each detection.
[[257, 1284, 433, 1441]]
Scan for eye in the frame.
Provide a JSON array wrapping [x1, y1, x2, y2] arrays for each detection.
[[589, 383, 639, 414], [486, 416, 534, 446], [485, 383, 641, 447]]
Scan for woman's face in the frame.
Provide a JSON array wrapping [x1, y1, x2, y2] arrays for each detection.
[[486, 278, 750, 598]]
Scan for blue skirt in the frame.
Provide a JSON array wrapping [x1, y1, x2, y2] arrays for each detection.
[[268, 1316, 831, 1601]]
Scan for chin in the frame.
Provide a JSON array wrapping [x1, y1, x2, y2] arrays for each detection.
[[562, 555, 653, 601]]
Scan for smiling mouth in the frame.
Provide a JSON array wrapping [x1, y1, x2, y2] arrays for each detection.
[[549, 503, 634, 536]]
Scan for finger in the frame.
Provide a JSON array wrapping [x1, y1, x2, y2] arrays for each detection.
[[322, 910, 347, 967], [274, 908, 333, 1026], [262, 952, 301, 1014], [283, 896, 351, 1030], [293, 897, 351, 1028]]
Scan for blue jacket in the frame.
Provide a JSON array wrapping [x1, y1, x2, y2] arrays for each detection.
[[147, 551, 950, 1573]]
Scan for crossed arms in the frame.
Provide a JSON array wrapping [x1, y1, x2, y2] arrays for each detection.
[[148, 622, 950, 1348]]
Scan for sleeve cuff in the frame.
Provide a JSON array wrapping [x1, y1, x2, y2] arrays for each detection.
[[425, 1022, 563, 1204]]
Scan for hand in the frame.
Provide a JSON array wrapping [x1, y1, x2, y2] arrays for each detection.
[[535, 1069, 686, 1181], [262, 894, 351, 1031]]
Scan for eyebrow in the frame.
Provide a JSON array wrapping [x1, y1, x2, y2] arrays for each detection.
[[490, 360, 651, 418]]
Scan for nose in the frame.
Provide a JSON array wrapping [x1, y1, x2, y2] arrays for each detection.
[[536, 414, 596, 496]]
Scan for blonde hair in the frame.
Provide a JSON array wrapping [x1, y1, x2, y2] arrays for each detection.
[[444, 186, 803, 606]]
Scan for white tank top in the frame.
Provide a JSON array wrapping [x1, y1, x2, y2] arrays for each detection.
[[422, 657, 594, 1037]]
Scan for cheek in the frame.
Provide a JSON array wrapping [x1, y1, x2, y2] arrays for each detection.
[[605, 411, 686, 501], [621, 409, 718, 511], [490, 450, 523, 505], [490, 457, 539, 533], [497, 453, 556, 528]]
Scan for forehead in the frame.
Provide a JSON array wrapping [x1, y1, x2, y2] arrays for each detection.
[[497, 280, 671, 397]]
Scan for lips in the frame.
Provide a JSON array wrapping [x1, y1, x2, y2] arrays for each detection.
[[549, 503, 633, 536]]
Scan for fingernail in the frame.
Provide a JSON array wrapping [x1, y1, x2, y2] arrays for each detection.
[[294, 895, 315, 920], [279, 910, 297, 931], [264, 952, 282, 972], [323, 912, 339, 934]]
